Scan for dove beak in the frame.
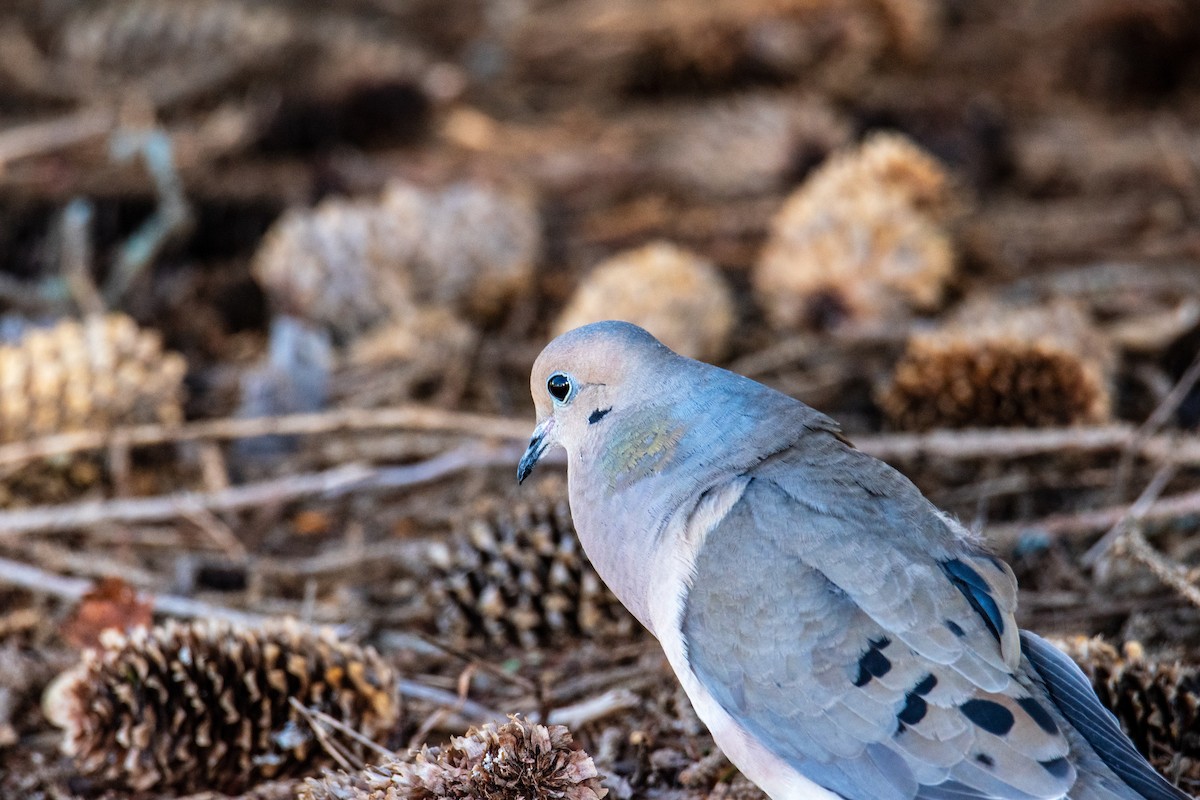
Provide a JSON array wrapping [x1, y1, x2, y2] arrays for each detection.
[[517, 419, 553, 484]]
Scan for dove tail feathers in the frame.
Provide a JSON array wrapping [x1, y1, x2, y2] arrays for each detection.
[[1020, 631, 1192, 800]]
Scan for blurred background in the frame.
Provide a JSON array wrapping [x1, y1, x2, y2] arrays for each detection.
[[1, 1, 1200, 797]]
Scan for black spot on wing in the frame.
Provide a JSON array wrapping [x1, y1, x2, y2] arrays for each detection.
[[1040, 757, 1072, 780], [588, 407, 612, 424], [913, 674, 937, 695], [1017, 696, 1059, 735], [898, 692, 928, 726], [975, 753, 995, 768], [853, 637, 892, 687], [895, 675, 936, 731], [945, 619, 965, 637], [942, 558, 1005, 643], [960, 699, 1015, 736]]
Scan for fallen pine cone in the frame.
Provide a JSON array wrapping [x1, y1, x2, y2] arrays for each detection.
[[553, 241, 736, 362], [0, 313, 185, 442], [44, 619, 399, 794], [1056, 636, 1200, 793], [253, 181, 539, 342], [301, 716, 607, 800], [879, 300, 1114, 430], [427, 477, 639, 649], [754, 132, 962, 330]]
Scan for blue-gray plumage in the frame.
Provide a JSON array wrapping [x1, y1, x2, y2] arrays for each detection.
[[518, 321, 1192, 800]]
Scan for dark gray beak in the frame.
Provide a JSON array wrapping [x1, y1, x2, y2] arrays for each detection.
[[517, 430, 548, 484]]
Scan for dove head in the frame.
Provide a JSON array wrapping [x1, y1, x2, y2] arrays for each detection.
[[518, 321, 677, 485]]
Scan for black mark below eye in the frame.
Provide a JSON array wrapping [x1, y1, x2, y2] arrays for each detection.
[[588, 407, 611, 425], [547, 373, 572, 402]]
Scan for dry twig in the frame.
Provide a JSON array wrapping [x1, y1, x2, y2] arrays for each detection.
[[1083, 463, 1178, 567], [0, 554, 268, 626], [1113, 348, 1200, 500], [988, 484, 1200, 549], [0, 442, 536, 537], [0, 405, 533, 470], [1119, 527, 1200, 609]]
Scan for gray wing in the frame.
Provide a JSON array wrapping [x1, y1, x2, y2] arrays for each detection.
[[681, 440, 1077, 800]]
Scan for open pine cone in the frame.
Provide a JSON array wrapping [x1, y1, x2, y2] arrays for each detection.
[[754, 132, 961, 330], [301, 717, 607, 800], [0, 313, 185, 442], [879, 300, 1114, 430], [1057, 636, 1200, 793], [44, 619, 400, 794], [427, 477, 638, 650], [553, 241, 735, 362]]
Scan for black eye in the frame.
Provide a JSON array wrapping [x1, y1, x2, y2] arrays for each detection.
[[547, 373, 572, 402]]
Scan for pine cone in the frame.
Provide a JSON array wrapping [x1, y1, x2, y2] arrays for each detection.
[[511, 0, 902, 99], [878, 301, 1114, 430], [427, 477, 638, 649], [252, 196, 420, 342], [553, 241, 735, 362], [652, 93, 851, 198], [301, 717, 607, 800], [56, 0, 296, 80], [253, 182, 538, 341], [1055, 636, 1200, 793], [44, 619, 399, 794], [390, 181, 540, 321], [0, 313, 185, 442], [754, 132, 961, 330]]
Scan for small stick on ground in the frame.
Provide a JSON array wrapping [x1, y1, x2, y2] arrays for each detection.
[[1118, 526, 1200, 609], [0, 554, 269, 626], [0, 441, 535, 537], [1112, 348, 1200, 501], [395, 678, 507, 727], [289, 699, 397, 762], [0, 405, 533, 470], [288, 697, 359, 772], [0, 109, 114, 170], [1083, 462, 1178, 567], [988, 484, 1200, 549]]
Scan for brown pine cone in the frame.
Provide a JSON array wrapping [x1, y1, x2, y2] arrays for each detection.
[[879, 300, 1114, 430], [0, 313, 185, 442], [754, 132, 961, 330], [301, 717, 607, 800], [427, 477, 639, 650], [44, 619, 399, 794]]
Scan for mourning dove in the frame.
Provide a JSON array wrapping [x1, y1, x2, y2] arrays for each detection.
[[517, 321, 1190, 800]]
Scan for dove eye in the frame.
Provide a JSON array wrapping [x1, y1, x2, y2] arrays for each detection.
[[547, 373, 573, 403]]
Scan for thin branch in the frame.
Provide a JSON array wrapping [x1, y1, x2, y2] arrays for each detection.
[[0, 442, 534, 538], [0, 462, 371, 537], [0, 554, 269, 626], [0, 405, 533, 470], [543, 688, 641, 728], [394, 678, 507, 727], [288, 699, 397, 762], [1113, 347, 1200, 500], [987, 485, 1200, 549], [0, 108, 113, 169], [288, 697, 358, 772], [1120, 526, 1200, 609], [854, 424, 1200, 466], [1083, 463, 1178, 566]]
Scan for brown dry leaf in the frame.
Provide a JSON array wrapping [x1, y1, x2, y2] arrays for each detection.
[[59, 577, 153, 651], [292, 509, 334, 537]]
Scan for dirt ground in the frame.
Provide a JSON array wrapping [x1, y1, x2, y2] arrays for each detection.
[[1, 1, 1200, 798]]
